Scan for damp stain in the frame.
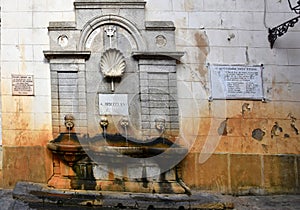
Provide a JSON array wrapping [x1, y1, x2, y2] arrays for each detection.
[[245, 46, 250, 64], [261, 144, 268, 153], [194, 31, 209, 78], [194, 32, 209, 55], [252, 128, 265, 141], [184, 0, 194, 11], [218, 119, 228, 136]]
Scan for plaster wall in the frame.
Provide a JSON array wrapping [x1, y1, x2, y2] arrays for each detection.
[[0, 0, 299, 193], [0, 0, 75, 188]]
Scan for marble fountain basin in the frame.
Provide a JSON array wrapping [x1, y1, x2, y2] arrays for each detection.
[[46, 132, 190, 194], [47, 133, 86, 166], [47, 133, 188, 164]]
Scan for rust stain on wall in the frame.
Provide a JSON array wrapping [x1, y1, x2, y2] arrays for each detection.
[[184, 0, 194, 11], [194, 32, 209, 55], [18, 42, 27, 73], [192, 97, 300, 155], [194, 32, 209, 78], [2, 146, 51, 188]]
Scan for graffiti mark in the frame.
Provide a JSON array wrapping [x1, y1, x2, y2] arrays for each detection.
[[271, 122, 283, 138], [242, 103, 251, 115], [291, 124, 299, 135], [288, 113, 299, 135]]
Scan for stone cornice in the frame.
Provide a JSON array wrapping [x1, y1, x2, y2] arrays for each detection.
[[132, 51, 184, 61], [74, 0, 146, 9], [145, 21, 175, 31], [48, 22, 77, 31], [43, 51, 91, 60]]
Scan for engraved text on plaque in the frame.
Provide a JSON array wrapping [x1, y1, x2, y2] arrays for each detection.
[[210, 65, 263, 100], [99, 94, 128, 115]]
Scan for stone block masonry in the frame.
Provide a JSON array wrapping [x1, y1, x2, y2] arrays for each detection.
[[47, 55, 90, 136], [181, 153, 300, 195], [138, 59, 179, 138], [0, 0, 299, 194]]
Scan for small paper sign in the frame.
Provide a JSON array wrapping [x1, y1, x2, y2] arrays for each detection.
[[12, 74, 34, 96]]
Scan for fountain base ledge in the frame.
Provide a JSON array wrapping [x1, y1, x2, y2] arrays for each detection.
[[47, 175, 189, 194], [13, 181, 234, 209]]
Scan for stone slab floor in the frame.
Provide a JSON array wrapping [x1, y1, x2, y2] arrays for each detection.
[[0, 187, 299, 210]]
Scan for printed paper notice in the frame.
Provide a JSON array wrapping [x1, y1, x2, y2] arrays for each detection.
[[12, 75, 34, 96]]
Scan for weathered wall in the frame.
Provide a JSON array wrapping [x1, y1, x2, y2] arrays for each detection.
[[0, 0, 75, 188], [0, 0, 299, 193], [152, 0, 300, 194]]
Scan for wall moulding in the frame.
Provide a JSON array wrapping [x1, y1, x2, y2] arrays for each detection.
[[47, 22, 77, 31], [132, 51, 185, 61], [43, 51, 91, 60], [74, 0, 146, 9], [74, 1, 146, 9]]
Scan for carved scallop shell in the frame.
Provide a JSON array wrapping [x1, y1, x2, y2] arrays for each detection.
[[100, 48, 126, 78]]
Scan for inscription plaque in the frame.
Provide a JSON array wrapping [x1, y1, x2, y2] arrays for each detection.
[[12, 74, 34, 96], [99, 94, 128, 115], [209, 65, 263, 100]]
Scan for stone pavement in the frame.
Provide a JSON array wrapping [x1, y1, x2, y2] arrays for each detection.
[[0, 182, 299, 209]]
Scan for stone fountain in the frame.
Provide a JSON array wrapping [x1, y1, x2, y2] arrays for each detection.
[[44, 0, 190, 195]]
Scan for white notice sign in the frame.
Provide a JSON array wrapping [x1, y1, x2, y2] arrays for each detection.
[[99, 94, 128, 115], [12, 74, 34, 96], [209, 65, 263, 100]]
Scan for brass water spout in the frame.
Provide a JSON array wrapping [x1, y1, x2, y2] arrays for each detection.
[[155, 117, 165, 133], [120, 117, 129, 129], [100, 116, 109, 130], [64, 114, 75, 131]]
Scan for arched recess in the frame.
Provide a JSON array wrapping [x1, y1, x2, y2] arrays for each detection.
[[78, 15, 146, 51]]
